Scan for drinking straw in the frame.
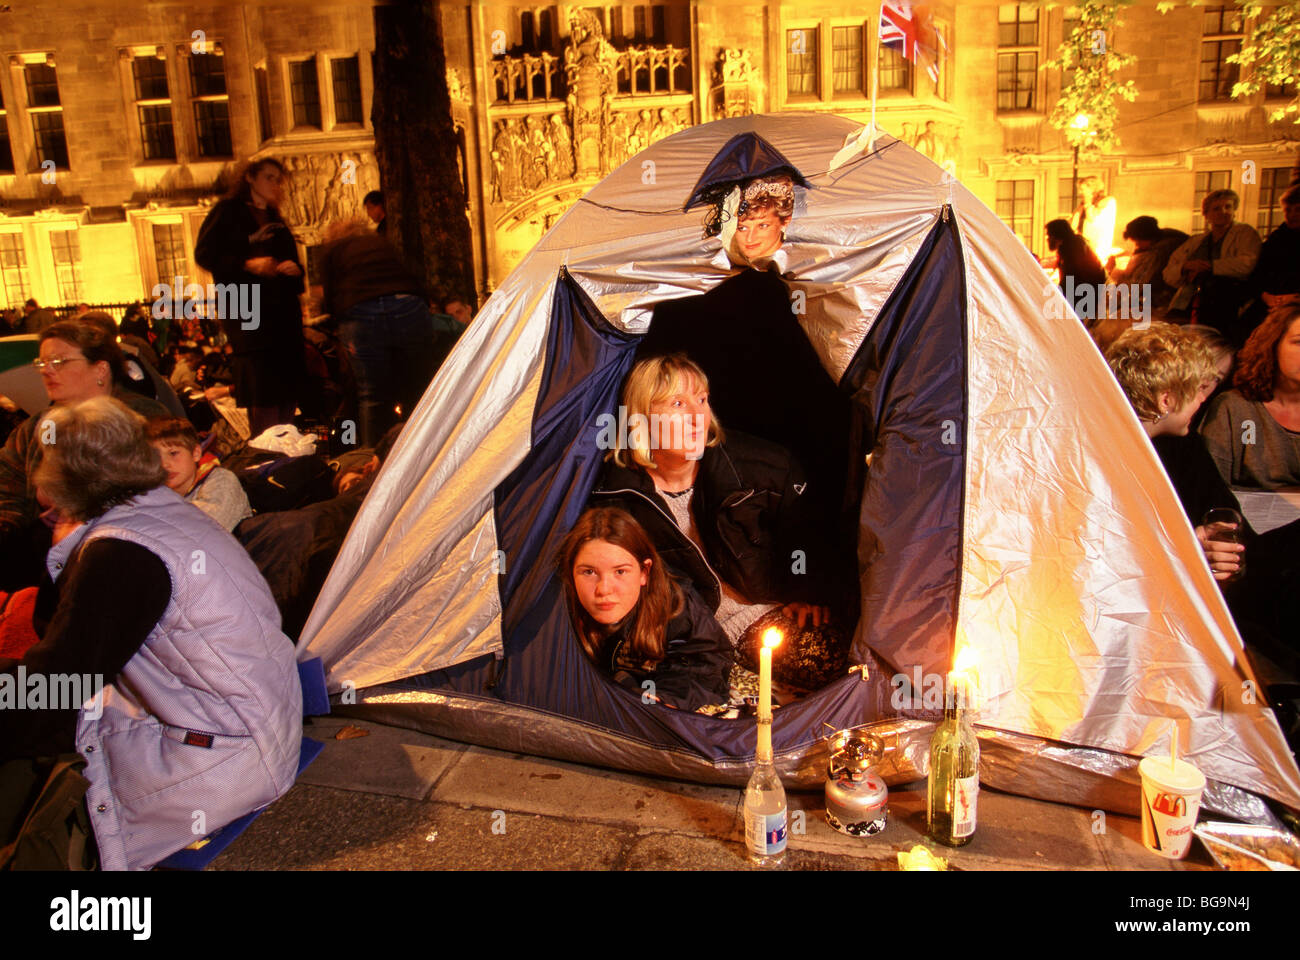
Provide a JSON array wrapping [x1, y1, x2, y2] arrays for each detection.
[[1170, 722, 1179, 774]]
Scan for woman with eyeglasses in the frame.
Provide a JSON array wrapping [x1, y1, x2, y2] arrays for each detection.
[[0, 321, 170, 589]]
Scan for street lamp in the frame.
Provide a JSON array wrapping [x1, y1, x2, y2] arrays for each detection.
[[1070, 113, 1091, 216]]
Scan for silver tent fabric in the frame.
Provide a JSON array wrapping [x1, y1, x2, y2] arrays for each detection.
[[300, 113, 1300, 812]]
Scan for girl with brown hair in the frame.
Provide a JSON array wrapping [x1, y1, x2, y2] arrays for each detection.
[[558, 506, 732, 713]]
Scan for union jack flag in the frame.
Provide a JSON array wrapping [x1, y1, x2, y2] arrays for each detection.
[[880, 2, 945, 83]]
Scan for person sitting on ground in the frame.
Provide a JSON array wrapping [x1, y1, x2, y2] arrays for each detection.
[[591, 354, 849, 692], [1108, 323, 1300, 673], [1200, 305, 1300, 491], [1044, 218, 1107, 324], [1106, 215, 1189, 318], [0, 396, 301, 870], [146, 417, 252, 532], [1163, 189, 1262, 343], [79, 311, 186, 418], [0, 321, 169, 590], [558, 506, 732, 713]]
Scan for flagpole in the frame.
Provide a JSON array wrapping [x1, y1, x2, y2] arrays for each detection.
[[869, 26, 879, 145]]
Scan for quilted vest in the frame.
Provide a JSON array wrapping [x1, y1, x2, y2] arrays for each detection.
[[48, 486, 302, 871]]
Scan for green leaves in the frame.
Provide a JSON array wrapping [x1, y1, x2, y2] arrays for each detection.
[[1046, 1, 1138, 154]]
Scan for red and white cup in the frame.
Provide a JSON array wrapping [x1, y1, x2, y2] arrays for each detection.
[[1138, 756, 1206, 860]]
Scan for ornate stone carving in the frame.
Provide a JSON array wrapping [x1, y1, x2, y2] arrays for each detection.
[[903, 119, 961, 175], [446, 66, 469, 103], [714, 48, 755, 118], [564, 7, 617, 178], [275, 151, 381, 237]]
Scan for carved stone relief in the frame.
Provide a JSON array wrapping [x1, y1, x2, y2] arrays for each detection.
[[277, 151, 381, 239], [714, 48, 756, 118], [902, 119, 961, 175]]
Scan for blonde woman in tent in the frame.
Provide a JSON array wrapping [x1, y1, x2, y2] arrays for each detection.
[[558, 506, 732, 714], [590, 354, 850, 696]]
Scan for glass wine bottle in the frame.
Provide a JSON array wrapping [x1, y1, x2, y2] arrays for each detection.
[[927, 673, 979, 847], [744, 718, 787, 866]]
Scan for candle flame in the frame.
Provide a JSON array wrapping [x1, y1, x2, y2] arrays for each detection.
[[762, 627, 782, 650], [953, 643, 978, 673]]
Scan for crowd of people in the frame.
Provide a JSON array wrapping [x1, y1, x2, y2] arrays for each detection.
[[0, 155, 1296, 868], [0, 161, 474, 869]]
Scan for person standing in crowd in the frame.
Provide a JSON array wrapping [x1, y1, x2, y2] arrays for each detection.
[[21, 299, 55, 335], [1073, 176, 1117, 263], [363, 189, 386, 236], [1163, 189, 1262, 344], [0, 321, 170, 590], [1044, 219, 1106, 324], [1106, 216, 1189, 318], [1251, 184, 1300, 314], [194, 157, 306, 437], [319, 217, 435, 446]]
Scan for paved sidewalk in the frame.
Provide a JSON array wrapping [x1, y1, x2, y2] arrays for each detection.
[[211, 715, 1212, 871]]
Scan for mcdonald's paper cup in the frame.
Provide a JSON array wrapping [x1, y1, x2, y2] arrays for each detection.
[[1139, 756, 1206, 860]]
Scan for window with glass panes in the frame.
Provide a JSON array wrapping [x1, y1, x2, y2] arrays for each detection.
[[254, 66, 273, 143], [25, 63, 68, 169], [31, 112, 69, 168], [786, 28, 818, 98], [831, 26, 864, 96], [49, 230, 82, 302], [189, 53, 231, 157], [1199, 6, 1242, 101], [1258, 167, 1292, 236], [879, 43, 912, 92], [997, 5, 1039, 112], [132, 57, 175, 161], [1192, 170, 1231, 233], [0, 87, 13, 173], [291, 58, 322, 128], [0, 234, 31, 306], [331, 57, 362, 125], [996, 179, 1035, 251], [152, 222, 187, 286], [24, 64, 61, 108]]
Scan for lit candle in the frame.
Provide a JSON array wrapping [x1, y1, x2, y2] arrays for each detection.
[[758, 627, 782, 762]]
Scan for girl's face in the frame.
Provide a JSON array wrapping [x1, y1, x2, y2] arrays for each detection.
[[572, 540, 650, 627], [734, 211, 787, 261], [1275, 317, 1300, 390]]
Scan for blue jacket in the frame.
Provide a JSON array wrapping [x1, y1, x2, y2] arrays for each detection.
[[50, 486, 301, 871]]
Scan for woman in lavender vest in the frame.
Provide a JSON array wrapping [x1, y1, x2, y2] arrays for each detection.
[[1, 396, 300, 870]]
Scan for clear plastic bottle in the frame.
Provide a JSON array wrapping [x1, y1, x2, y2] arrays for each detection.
[[744, 721, 787, 866]]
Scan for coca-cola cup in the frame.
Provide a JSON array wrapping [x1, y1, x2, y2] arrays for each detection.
[[1138, 756, 1205, 859]]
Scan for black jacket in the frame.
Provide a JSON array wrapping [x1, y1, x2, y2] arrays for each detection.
[[598, 580, 732, 712], [591, 430, 825, 610], [193, 197, 305, 355]]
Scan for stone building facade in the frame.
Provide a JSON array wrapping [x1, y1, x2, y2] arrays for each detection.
[[0, 2, 1293, 310]]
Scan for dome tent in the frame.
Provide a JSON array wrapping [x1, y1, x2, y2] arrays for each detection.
[[299, 113, 1300, 820]]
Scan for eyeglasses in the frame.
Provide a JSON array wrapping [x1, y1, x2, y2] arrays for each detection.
[[31, 356, 87, 373]]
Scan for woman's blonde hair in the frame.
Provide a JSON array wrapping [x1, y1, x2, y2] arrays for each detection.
[[34, 397, 167, 521], [610, 354, 724, 470], [1105, 322, 1216, 423]]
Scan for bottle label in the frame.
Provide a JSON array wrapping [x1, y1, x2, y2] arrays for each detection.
[[745, 808, 788, 857], [953, 774, 978, 838]]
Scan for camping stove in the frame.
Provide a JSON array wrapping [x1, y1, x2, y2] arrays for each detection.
[[824, 731, 888, 837]]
